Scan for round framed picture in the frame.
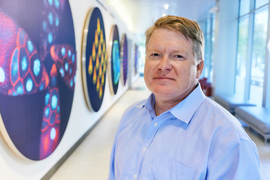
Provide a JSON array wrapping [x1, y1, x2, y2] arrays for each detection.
[[108, 25, 120, 95], [121, 33, 128, 86], [82, 7, 107, 112], [134, 44, 138, 75], [0, 0, 76, 160]]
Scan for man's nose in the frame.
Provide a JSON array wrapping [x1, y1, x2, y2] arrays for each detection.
[[158, 55, 172, 71]]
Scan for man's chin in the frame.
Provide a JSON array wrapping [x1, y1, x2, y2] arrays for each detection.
[[152, 88, 176, 97]]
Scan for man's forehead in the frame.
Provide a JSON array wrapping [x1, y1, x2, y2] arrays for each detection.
[[155, 28, 191, 39], [147, 29, 193, 50], [148, 28, 193, 45]]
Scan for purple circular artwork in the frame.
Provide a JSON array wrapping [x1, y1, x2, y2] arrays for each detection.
[[134, 44, 138, 75], [121, 33, 128, 86]]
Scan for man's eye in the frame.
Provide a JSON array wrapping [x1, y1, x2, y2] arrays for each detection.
[[175, 55, 183, 58], [152, 53, 159, 56]]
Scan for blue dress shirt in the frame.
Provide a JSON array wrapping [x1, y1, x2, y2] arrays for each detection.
[[108, 85, 261, 180]]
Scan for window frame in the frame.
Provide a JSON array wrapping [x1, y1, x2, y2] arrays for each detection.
[[235, 0, 270, 106]]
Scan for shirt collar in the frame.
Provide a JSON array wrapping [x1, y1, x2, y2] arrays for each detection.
[[137, 85, 205, 124], [170, 85, 205, 124], [136, 93, 155, 111]]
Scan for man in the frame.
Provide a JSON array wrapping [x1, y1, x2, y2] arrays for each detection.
[[108, 15, 261, 180]]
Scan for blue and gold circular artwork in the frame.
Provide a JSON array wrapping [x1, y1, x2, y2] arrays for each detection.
[[82, 7, 107, 112], [0, 0, 76, 160], [109, 25, 120, 95]]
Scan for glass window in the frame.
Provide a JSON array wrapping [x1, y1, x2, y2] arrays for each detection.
[[255, 0, 268, 8], [204, 33, 210, 78], [235, 16, 249, 95], [249, 7, 268, 104], [207, 18, 211, 33], [212, 15, 216, 31], [240, 0, 251, 16], [208, 16, 215, 82], [210, 34, 214, 82], [203, 15, 215, 82]]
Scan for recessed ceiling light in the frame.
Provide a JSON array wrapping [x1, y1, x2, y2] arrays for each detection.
[[162, 13, 166, 17], [164, 4, 169, 10]]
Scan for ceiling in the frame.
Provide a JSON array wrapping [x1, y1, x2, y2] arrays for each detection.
[[104, 0, 217, 36]]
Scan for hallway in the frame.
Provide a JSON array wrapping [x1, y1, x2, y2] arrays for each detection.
[[51, 78, 270, 180], [50, 78, 151, 179]]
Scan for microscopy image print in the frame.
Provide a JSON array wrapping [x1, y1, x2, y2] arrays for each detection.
[[112, 40, 120, 85], [121, 33, 128, 86], [82, 7, 107, 112], [0, 0, 76, 160], [109, 25, 120, 95], [134, 44, 138, 75]]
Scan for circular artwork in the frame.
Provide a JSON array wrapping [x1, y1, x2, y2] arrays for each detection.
[[121, 33, 128, 86], [82, 7, 107, 112], [108, 25, 120, 95], [0, 0, 76, 160], [134, 44, 138, 75]]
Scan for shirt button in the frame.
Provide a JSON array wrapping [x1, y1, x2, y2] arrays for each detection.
[[134, 174, 137, 178], [154, 123, 158, 127], [143, 147, 146, 151]]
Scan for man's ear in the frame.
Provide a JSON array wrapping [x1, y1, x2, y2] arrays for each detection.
[[196, 60, 204, 79]]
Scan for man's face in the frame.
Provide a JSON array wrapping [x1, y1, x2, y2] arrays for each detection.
[[144, 28, 203, 103]]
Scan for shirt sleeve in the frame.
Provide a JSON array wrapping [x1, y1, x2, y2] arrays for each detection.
[[108, 137, 117, 180], [206, 139, 261, 180], [107, 104, 134, 180]]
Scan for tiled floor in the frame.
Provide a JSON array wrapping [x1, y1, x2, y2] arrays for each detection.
[[246, 128, 270, 180], [50, 78, 270, 180]]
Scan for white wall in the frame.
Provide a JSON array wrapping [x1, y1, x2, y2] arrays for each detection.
[[0, 0, 139, 179]]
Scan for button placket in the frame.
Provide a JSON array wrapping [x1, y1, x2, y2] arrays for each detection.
[[135, 115, 168, 178]]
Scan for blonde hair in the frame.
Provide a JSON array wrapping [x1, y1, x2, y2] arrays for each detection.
[[145, 15, 204, 62]]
